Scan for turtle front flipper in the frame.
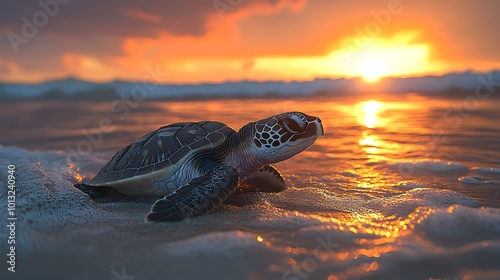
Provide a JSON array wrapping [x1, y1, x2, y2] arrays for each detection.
[[145, 164, 239, 222], [235, 165, 286, 193]]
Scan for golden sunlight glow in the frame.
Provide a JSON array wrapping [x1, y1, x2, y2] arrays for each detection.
[[363, 100, 382, 128]]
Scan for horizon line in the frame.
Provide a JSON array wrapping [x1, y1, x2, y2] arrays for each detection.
[[2, 69, 499, 86]]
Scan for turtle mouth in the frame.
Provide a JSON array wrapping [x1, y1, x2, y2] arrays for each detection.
[[316, 118, 325, 137]]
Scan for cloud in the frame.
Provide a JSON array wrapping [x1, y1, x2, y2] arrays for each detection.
[[0, 0, 305, 81], [0, 0, 304, 38]]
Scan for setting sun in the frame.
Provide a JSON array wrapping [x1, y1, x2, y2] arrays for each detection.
[[359, 59, 387, 82], [341, 34, 432, 82]]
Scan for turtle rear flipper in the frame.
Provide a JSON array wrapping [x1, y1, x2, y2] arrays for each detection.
[[236, 165, 286, 193], [74, 183, 113, 199], [145, 164, 239, 222]]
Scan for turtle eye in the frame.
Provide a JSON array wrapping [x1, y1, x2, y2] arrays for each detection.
[[283, 118, 302, 133]]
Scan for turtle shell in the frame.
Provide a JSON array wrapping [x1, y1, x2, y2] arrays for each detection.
[[88, 121, 235, 195]]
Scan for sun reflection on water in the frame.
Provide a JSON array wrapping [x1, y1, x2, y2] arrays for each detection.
[[350, 100, 398, 192], [294, 208, 438, 270], [74, 173, 83, 183], [259, 209, 425, 279], [361, 100, 382, 128], [358, 132, 380, 155]]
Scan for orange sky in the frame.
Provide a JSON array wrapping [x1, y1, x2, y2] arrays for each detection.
[[1, 0, 500, 83]]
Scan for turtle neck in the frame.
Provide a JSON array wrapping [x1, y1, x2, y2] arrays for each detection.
[[222, 122, 266, 177]]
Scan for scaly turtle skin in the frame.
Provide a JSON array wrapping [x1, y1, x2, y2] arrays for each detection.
[[75, 112, 324, 222]]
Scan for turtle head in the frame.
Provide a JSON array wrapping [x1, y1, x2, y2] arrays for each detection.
[[250, 112, 324, 164]]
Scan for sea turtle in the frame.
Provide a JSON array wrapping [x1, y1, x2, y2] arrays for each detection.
[[75, 112, 324, 222]]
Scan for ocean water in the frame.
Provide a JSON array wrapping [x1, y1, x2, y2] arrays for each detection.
[[1, 93, 500, 280]]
